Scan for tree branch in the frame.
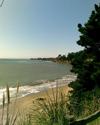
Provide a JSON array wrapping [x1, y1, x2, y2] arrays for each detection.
[[0, 0, 5, 7]]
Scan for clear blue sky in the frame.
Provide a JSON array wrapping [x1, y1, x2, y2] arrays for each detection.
[[0, 0, 99, 58]]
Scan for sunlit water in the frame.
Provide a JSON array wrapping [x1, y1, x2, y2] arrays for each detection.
[[0, 59, 73, 86]]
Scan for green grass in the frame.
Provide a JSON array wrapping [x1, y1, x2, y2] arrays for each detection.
[[87, 117, 100, 125], [69, 87, 100, 119], [1, 85, 99, 125], [31, 87, 70, 125]]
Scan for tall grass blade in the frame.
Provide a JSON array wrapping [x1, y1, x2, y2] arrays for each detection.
[[16, 82, 20, 96], [1, 92, 5, 125], [32, 86, 70, 125], [11, 113, 18, 125], [10, 83, 20, 125], [6, 85, 10, 125], [6, 85, 10, 104]]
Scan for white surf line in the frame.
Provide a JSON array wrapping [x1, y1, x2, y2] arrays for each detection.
[[0, 74, 77, 105]]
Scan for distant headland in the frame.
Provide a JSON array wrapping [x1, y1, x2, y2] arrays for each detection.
[[30, 54, 68, 63]]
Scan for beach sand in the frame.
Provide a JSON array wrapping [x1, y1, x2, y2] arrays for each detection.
[[0, 85, 72, 124], [16, 85, 72, 112]]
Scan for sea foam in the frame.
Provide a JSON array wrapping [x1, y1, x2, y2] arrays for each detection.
[[0, 75, 77, 105]]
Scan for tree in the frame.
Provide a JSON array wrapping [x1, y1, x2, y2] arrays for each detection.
[[68, 4, 100, 118], [56, 54, 67, 62], [69, 4, 100, 91]]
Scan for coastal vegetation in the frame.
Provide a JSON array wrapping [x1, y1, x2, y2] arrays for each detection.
[[68, 4, 100, 90], [30, 54, 68, 63], [31, 87, 70, 125], [67, 2, 100, 122], [55, 54, 67, 63]]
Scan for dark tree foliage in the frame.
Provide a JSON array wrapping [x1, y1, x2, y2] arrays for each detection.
[[69, 4, 100, 91], [56, 54, 67, 62], [68, 4, 100, 118]]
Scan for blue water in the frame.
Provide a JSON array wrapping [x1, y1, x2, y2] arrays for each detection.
[[0, 59, 72, 87]]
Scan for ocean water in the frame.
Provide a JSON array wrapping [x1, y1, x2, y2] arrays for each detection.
[[0, 59, 76, 103], [0, 59, 73, 87]]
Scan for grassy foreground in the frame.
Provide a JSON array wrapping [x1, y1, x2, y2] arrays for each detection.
[[0, 85, 100, 125], [87, 117, 100, 125]]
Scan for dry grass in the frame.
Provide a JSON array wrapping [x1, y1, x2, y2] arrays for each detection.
[[0, 85, 72, 125], [0, 84, 19, 125], [31, 85, 71, 125]]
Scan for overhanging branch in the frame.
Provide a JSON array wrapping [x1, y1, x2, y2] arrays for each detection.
[[0, 0, 5, 7]]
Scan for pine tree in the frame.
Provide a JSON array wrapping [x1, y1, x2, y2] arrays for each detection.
[[69, 4, 100, 91]]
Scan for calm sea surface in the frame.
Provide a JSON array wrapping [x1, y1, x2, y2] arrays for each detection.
[[0, 59, 72, 87]]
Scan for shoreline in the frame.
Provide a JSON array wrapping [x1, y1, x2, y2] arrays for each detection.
[[14, 84, 73, 114], [0, 74, 77, 105], [0, 74, 76, 124]]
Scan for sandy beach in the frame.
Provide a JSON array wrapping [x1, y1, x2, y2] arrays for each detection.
[[14, 84, 72, 113], [0, 84, 72, 125]]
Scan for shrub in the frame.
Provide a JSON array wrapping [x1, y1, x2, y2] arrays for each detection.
[[69, 87, 100, 119], [32, 87, 70, 125]]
